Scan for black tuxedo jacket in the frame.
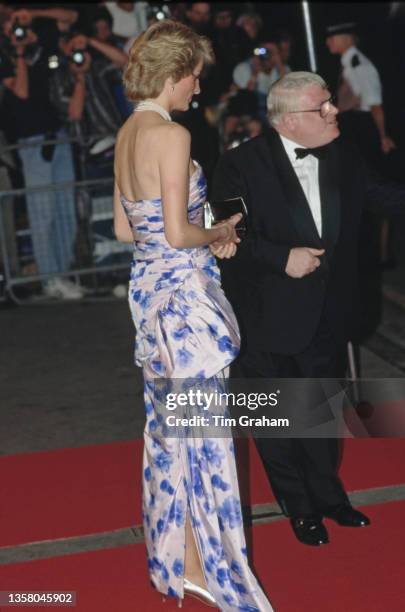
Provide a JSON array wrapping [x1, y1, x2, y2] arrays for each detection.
[[212, 129, 405, 355]]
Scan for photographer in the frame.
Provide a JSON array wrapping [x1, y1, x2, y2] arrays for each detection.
[[233, 42, 288, 94], [232, 42, 290, 121], [49, 31, 127, 176], [1, 7, 83, 300]]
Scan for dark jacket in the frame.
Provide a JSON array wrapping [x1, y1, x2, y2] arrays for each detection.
[[212, 128, 405, 355]]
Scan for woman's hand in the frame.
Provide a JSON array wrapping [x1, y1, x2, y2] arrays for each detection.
[[213, 212, 242, 245], [209, 241, 238, 259], [209, 213, 243, 258]]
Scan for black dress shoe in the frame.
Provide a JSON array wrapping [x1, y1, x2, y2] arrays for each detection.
[[290, 517, 329, 546], [323, 504, 370, 527]]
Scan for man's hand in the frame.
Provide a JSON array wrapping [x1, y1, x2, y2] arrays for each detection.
[[10, 9, 33, 27], [285, 247, 325, 278], [7, 28, 38, 54], [381, 135, 396, 155], [64, 34, 91, 75]]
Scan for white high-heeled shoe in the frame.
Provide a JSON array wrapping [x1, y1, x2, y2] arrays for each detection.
[[183, 578, 217, 607], [161, 578, 217, 608]]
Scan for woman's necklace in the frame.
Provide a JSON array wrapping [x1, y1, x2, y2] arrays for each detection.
[[135, 100, 172, 121]]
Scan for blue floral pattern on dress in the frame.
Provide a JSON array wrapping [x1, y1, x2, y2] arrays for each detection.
[[121, 163, 273, 611]]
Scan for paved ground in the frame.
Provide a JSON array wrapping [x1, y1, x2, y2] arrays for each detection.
[[0, 299, 143, 456], [1, 292, 404, 457]]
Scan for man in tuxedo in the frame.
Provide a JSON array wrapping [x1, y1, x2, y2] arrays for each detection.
[[212, 71, 405, 546]]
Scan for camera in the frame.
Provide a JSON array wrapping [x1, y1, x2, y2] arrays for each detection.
[[148, 3, 171, 22], [48, 54, 60, 70], [12, 20, 27, 42], [70, 48, 86, 66], [253, 47, 271, 59]]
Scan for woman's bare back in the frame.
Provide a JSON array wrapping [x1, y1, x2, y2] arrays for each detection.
[[114, 111, 195, 202]]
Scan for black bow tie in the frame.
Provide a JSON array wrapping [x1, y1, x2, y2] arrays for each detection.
[[295, 146, 326, 160]]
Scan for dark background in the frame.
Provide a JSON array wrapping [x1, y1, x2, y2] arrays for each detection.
[[253, 1, 405, 175]]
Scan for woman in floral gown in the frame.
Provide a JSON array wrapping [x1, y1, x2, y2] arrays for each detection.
[[113, 20, 274, 611]]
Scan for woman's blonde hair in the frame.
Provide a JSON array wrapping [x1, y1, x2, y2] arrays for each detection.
[[123, 20, 214, 102]]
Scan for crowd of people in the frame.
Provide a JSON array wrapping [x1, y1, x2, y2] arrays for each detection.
[[0, 2, 402, 304], [0, 2, 299, 301]]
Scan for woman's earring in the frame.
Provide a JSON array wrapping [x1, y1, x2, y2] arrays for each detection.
[[171, 85, 175, 93]]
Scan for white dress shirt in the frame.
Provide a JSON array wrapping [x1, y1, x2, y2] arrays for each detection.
[[279, 134, 322, 237], [341, 46, 382, 111]]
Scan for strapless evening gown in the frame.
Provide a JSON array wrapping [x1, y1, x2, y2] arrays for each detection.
[[120, 163, 274, 611]]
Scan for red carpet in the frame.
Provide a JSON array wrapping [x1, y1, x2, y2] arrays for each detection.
[[0, 442, 141, 547], [253, 499, 405, 612], [1, 439, 404, 548], [0, 500, 404, 612], [241, 438, 405, 505]]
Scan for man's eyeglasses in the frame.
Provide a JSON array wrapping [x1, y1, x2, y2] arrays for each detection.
[[288, 96, 337, 119]]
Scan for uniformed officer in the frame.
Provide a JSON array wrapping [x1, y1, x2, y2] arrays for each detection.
[[326, 22, 397, 346], [326, 21, 395, 170]]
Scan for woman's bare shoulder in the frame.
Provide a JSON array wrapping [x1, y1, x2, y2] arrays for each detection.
[[114, 120, 133, 159], [117, 116, 189, 142], [116, 114, 136, 141], [159, 122, 191, 150]]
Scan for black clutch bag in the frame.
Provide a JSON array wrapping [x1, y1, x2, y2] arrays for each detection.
[[203, 196, 248, 237]]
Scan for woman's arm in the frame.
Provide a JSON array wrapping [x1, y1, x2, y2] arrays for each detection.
[[159, 124, 239, 249], [113, 181, 133, 243]]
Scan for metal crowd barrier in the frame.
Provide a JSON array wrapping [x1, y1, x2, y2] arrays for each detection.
[[0, 133, 134, 305], [0, 132, 116, 154], [0, 176, 133, 305]]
